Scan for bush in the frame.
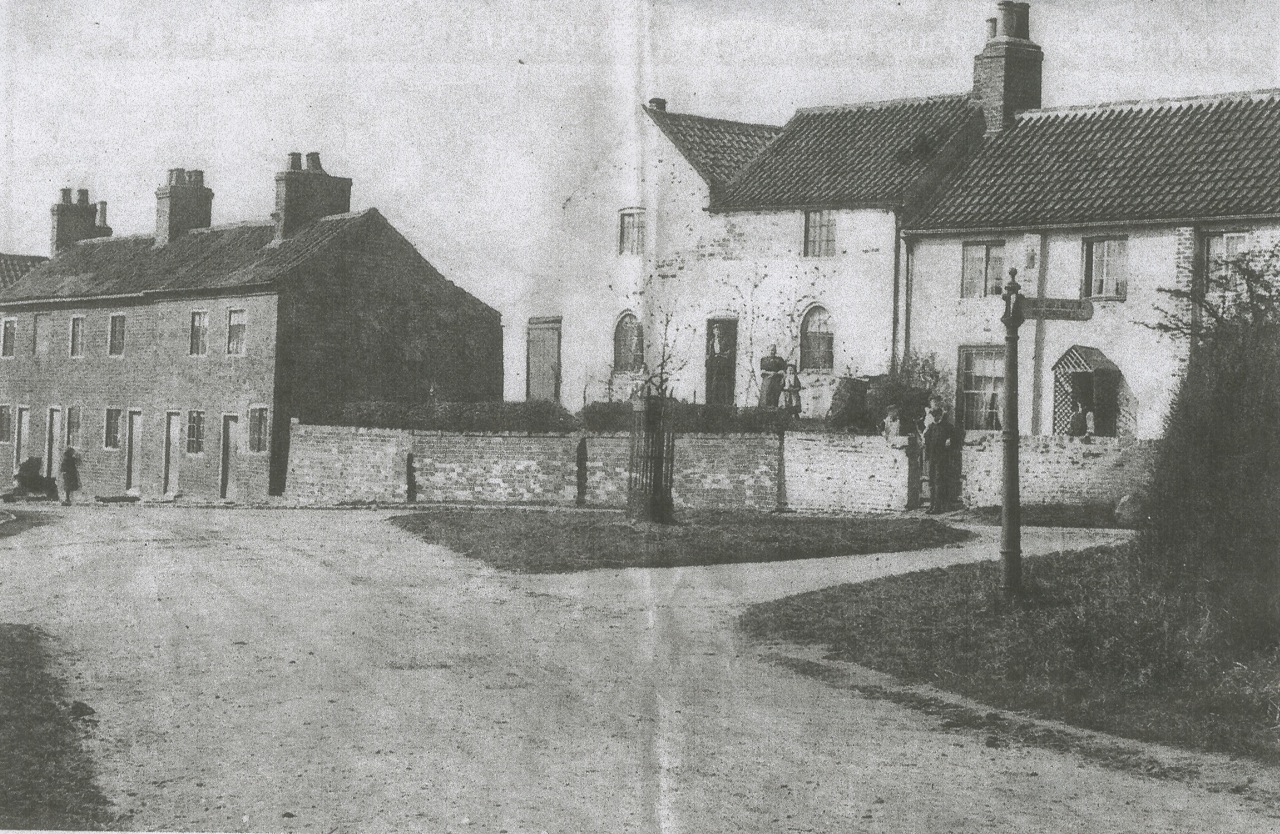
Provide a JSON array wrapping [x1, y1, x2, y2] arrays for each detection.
[[331, 400, 581, 433], [579, 401, 632, 432]]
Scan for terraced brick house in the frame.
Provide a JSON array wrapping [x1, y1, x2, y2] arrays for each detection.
[[0, 153, 502, 499], [534, 0, 1280, 442]]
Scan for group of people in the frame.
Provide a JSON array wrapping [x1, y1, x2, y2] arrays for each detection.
[[757, 345, 803, 416], [883, 396, 959, 514], [9, 447, 81, 505]]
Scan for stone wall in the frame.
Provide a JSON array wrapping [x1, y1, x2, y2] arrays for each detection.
[[785, 433, 917, 514], [959, 431, 1159, 508]]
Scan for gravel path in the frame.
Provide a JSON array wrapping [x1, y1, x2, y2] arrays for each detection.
[[0, 507, 1272, 833]]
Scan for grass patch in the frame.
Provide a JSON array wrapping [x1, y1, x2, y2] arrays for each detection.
[[391, 508, 971, 573], [959, 504, 1127, 529], [741, 544, 1280, 763], [0, 624, 117, 829]]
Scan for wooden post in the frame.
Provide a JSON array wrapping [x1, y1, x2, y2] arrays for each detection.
[[1000, 268, 1025, 601]]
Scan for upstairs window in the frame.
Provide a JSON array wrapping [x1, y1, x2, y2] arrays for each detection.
[[1083, 237, 1128, 300], [189, 311, 208, 356], [226, 309, 246, 355], [187, 410, 205, 453], [109, 314, 126, 356], [799, 306, 834, 371], [249, 407, 269, 453], [961, 241, 1005, 298], [1, 319, 13, 357], [618, 210, 645, 256], [613, 313, 645, 373], [803, 210, 836, 257], [1205, 232, 1248, 294], [69, 316, 84, 357], [104, 408, 122, 449], [32, 314, 49, 356]]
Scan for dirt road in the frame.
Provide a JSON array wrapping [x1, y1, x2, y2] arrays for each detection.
[[0, 508, 1271, 833]]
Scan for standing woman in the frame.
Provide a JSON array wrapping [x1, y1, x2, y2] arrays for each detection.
[[781, 363, 803, 418], [59, 447, 81, 506]]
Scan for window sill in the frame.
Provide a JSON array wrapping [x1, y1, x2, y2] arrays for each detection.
[[1083, 295, 1126, 303]]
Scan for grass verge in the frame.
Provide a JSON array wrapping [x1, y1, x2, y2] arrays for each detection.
[[391, 508, 971, 573], [740, 544, 1280, 763], [958, 503, 1128, 529]]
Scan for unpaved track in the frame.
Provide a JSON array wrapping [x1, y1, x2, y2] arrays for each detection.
[[0, 507, 1270, 833]]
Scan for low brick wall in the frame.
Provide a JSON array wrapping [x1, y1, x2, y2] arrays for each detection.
[[584, 434, 630, 507], [286, 423, 412, 505], [960, 432, 1160, 508], [673, 434, 779, 511], [784, 433, 916, 514], [410, 433, 578, 505]]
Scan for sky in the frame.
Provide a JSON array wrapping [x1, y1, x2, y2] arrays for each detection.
[[2, 0, 1279, 313]]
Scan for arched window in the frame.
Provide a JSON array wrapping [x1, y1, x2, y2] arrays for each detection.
[[613, 313, 644, 373], [799, 306, 834, 371]]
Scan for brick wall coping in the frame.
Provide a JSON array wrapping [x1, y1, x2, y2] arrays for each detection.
[[960, 430, 1162, 449]]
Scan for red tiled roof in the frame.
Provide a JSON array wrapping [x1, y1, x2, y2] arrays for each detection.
[[0, 253, 48, 290], [0, 210, 377, 303], [712, 94, 985, 211], [644, 107, 782, 191], [913, 90, 1280, 231]]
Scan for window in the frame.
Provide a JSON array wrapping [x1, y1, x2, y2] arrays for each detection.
[[1083, 238, 1127, 299], [32, 314, 49, 356], [803, 210, 836, 257], [958, 346, 1005, 431], [226, 309, 246, 355], [69, 317, 84, 357], [248, 407, 269, 453], [104, 409, 122, 449], [0, 406, 11, 443], [186, 410, 205, 454], [1, 319, 13, 357], [613, 314, 644, 373], [1205, 232, 1248, 294], [961, 241, 1005, 298], [65, 406, 81, 448], [618, 210, 645, 256], [189, 311, 208, 356], [799, 305, 834, 371], [109, 314, 126, 356]]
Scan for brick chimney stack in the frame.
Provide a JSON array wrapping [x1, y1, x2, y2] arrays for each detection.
[[272, 151, 352, 240], [50, 187, 112, 257], [973, 1, 1042, 135], [155, 168, 214, 246]]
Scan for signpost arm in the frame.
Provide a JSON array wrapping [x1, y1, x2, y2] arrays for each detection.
[[1000, 269, 1024, 601]]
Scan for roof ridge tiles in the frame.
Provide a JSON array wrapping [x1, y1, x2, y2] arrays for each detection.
[[1019, 87, 1280, 121], [795, 92, 973, 115], [644, 107, 782, 132]]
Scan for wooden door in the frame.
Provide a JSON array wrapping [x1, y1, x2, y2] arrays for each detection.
[[163, 412, 181, 495], [125, 410, 142, 492], [14, 407, 29, 471], [220, 415, 238, 500], [45, 408, 62, 477], [526, 317, 562, 403]]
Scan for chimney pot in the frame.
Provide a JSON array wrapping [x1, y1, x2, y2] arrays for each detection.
[[189, 170, 204, 188], [96, 201, 108, 228], [60, 188, 72, 204], [648, 97, 667, 111], [996, 1, 1018, 37], [287, 152, 302, 171], [985, 17, 997, 40], [76, 189, 89, 205], [305, 152, 323, 172]]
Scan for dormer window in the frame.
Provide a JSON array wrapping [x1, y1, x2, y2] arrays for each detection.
[[803, 210, 835, 257], [618, 209, 645, 256]]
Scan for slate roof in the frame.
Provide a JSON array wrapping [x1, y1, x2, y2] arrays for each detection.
[[644, 106, 782, 191], [914, 90, 1280, 232], [0, 253, 48, 290], [711, 94, 985, 211], [0, 210, 378, 304]]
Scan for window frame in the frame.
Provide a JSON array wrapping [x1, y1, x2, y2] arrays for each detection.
[[0, 318, 14, 358], [803, 210, 836, 258], [618, 209, 645, 256], [108, 313, 126, 356], [248, 406, 270, 454], [189, 310, 209, 357], [956, 344, 1006, 432], [226, 309, 246, 356], [960, 240, 1006, 299], [69, 316, 85, 358], [186, 410, 205, 454], [104, 408, 123, 450], [798, 305, 835, 372], [612, 313, 645, 374], [1082, 236, 1129, 300]]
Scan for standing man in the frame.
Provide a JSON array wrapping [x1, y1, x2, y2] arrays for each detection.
[[924, 403, 956, 513]]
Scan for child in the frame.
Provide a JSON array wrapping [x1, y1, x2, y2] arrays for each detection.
[[781, 364, 802, 417]]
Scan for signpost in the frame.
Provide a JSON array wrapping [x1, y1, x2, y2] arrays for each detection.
[[998, 270, 1095, 601]]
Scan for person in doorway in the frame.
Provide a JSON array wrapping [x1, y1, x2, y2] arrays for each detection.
[[1068, 400, 1088, 436], [781, 363, 803, 417], [923, 403, 956, 513], [59, 447, 81, 506]]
